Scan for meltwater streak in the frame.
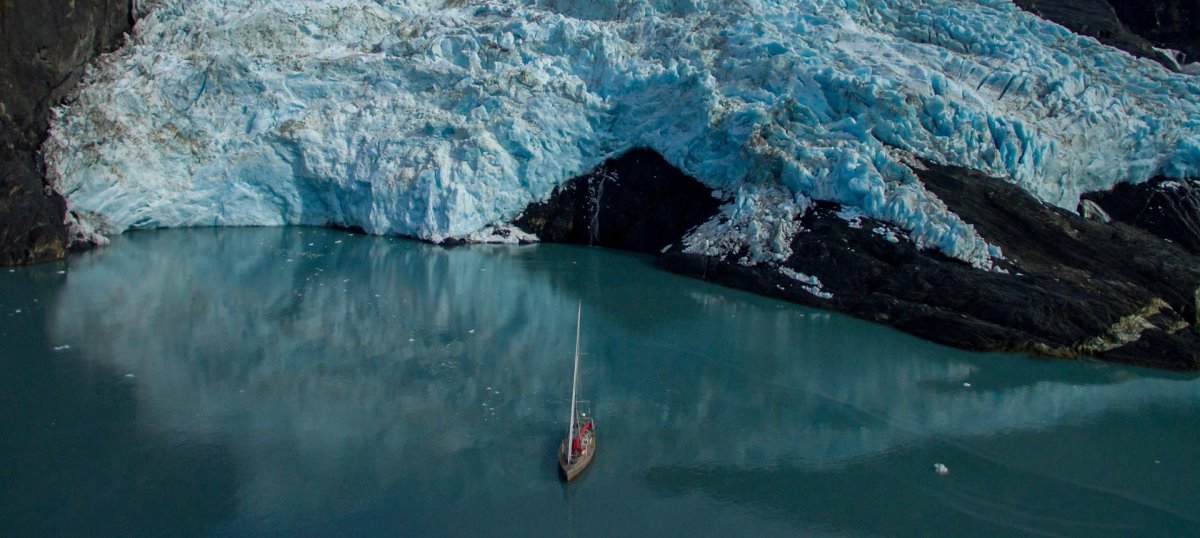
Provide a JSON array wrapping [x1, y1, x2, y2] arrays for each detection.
[[0, 227, 1194, 535]]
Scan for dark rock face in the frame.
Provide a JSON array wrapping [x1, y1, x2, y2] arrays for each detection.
[[0, 160, 70, 264], [514, 149, 722, 254], [1108, 0, 1200, 64], [0, 0, 133, 265], [524, 150, 1200, 370], [1082, 177, 1200, 255], [914, 164, 1200, 370]]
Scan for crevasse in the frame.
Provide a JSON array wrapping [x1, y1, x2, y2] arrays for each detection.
[[44, 0, 1200, 269]]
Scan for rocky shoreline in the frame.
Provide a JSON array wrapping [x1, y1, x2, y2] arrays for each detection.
[[3, 0, 1200, 370]]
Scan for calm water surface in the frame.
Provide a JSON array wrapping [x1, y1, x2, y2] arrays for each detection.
[[1, 228, 1198, 537]]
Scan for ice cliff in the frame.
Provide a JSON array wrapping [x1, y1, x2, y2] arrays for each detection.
[[44, 0, 1200, 269]]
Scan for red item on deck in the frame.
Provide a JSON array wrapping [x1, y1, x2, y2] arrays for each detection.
[[571, 420, 592, 454]]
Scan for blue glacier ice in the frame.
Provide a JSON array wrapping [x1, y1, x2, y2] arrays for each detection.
[[44, 0, 1200, 269]]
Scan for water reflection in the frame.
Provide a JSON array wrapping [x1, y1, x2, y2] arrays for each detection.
[[45, 228, 1200, 535]]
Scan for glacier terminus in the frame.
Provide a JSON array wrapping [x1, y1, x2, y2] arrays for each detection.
[[33, 0, 1200, 369], [45, 0, 1200, 269]]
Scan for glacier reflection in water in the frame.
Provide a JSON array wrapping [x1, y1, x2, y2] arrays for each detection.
[[23, 228, 1200, 536]]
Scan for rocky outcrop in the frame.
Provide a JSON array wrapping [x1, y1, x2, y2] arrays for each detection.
[[1082, 177, 1200, 256], [519, 150, 1200, 370], [514, 149, 722, 254], [1108, 0, 1200, 64], [0, 0, 133, 265]]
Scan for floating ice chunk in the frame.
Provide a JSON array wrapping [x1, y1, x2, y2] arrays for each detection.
[[933, 463, 949, 475], [53, 345, 72, 351]]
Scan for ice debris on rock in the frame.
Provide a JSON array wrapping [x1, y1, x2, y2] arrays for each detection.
[[682, 185, 807, 266], [779, 267, 833, 300], [43, 0, 1200, 271], [465, 225, 538, 244]]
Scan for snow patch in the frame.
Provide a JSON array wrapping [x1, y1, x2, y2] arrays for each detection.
[[836, 206, 866, 229], [872, 225, 903, 244], [779, 267, 833, 299], [1154, 47, 1185, 72], [1077, 199, 1111, 223]]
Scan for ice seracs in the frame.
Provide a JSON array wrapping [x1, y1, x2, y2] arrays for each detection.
[[44, 0, 1200, 270]]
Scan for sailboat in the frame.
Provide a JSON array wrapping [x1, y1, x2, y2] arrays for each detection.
[[559, 302, 595, 481]]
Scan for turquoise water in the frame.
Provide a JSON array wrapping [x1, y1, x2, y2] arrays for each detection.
[[1, 227, 1198, 537]]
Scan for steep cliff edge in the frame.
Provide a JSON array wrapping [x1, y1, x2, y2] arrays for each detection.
[[0, 0, 132, 265]]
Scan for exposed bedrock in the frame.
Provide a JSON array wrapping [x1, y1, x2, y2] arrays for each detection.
[[0, 0, 133, 265], [521, 149, 1200, 371], [1082, 177, 1200, 256], [1108, 0, 1200, 64], [514, 149, 722, 254]]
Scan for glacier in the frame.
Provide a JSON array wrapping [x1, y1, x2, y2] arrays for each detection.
[[44, 0, 1200, 269]]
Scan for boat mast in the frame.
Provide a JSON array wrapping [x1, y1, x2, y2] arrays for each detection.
[[567, 302, 582, 459]]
